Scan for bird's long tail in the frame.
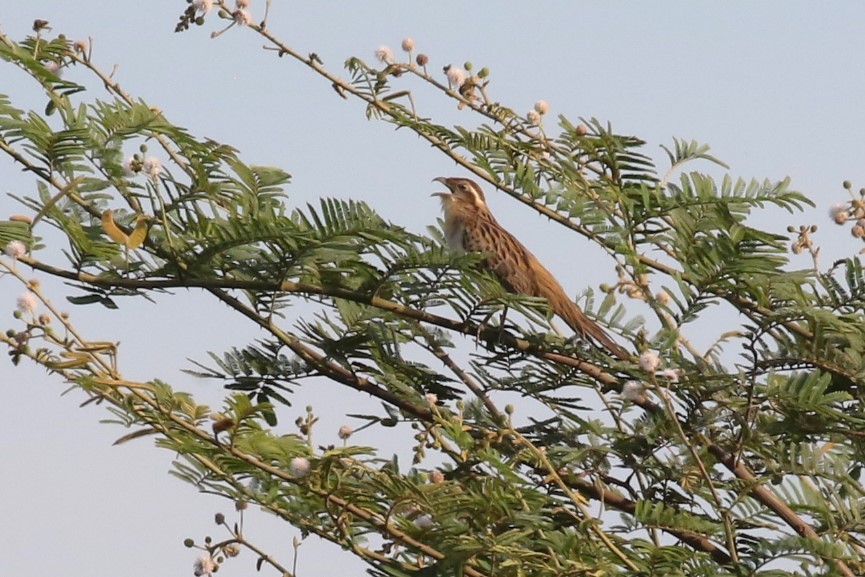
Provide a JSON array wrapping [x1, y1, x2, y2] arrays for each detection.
[[558, 298, 630, 361]]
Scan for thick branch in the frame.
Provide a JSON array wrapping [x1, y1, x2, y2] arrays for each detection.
[[19, 257, 622, 388]]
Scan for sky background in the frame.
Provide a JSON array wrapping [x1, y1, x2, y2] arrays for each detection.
[[2, 2, 865, 576]]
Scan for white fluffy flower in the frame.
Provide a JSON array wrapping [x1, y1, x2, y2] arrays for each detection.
[[233, 8, 252, 26], [662, 368, 680, 382], [445, 66, 466, 88], [17, 291, 38, 314], [193, 555, 217, 577], [338, 424, 352, 439], [401, 38, 415, 52], [289, 456, 310, 478], [621, 380, 644, 402], [375, 45, 394, 64], [122, 156, 138, 175], [534, 100, 549, 115], [425, 393, 438, 406], [638, 351, 660, 372], [526, 110, 541, 125], [142, 156, 161, 179], [235, 0, 250, 8], [830, 203, 848, 225], [414, 514, 433, 529], [4, 240, 26, 259], [193, 0, 213, 14]]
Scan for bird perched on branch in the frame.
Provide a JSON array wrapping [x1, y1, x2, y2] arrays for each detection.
[[432, 176, 629, 360]]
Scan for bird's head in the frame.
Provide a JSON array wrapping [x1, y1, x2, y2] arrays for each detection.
[[432, 177, 487, 210]]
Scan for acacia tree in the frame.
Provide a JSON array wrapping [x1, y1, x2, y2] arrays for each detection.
[[3, 4, 865, 577]]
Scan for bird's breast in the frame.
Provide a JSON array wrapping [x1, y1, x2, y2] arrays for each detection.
[[442, 215, 466, 253], [437, 197, 467, 253]]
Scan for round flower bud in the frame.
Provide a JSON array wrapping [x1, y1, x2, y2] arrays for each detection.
[[401, 38, 415, 52], [289, 456, 311, 478], [416, 53, 429, 66]]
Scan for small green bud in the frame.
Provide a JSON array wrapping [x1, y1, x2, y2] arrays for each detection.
[[843, 180, 852, 189], [478, 67, 490, 78], [463, 61, 473, 71], [183, 538, 195, 548]]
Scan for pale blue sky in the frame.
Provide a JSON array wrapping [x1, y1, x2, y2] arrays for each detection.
[[2, 2, 864, 576]]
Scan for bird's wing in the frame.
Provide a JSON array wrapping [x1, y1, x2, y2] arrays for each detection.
[[465, 214, 629, 360], [463, 215, 540, 296]]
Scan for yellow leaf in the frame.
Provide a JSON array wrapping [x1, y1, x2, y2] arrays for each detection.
[[45, 357, 91, 369], [101, 209, 128, 245], [126, 215, 149, 249]]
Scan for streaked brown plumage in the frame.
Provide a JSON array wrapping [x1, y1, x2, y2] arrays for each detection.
[[433, 177, 628, 360]]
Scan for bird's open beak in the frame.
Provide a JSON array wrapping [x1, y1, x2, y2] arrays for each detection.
[[431, 176, 452, 197]]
